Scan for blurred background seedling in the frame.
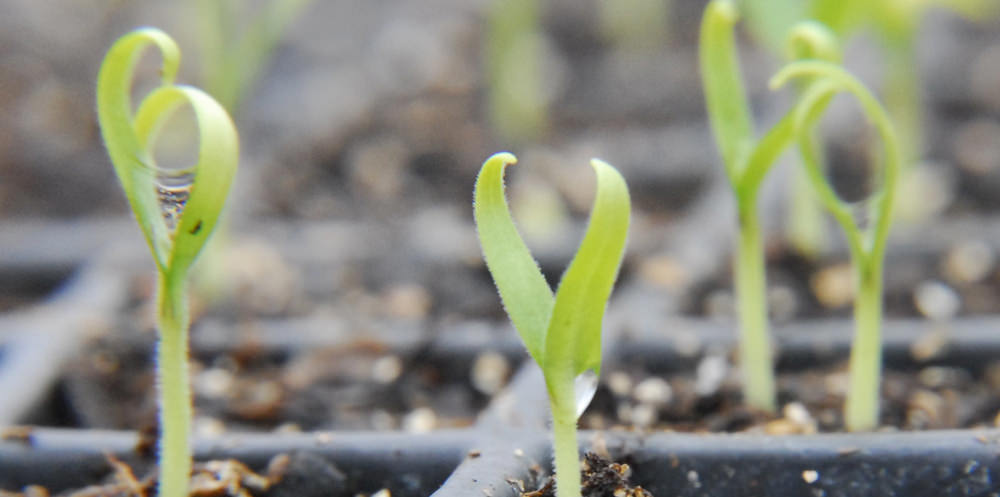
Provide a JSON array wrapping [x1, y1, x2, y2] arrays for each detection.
[[772, 61, 901, 432]]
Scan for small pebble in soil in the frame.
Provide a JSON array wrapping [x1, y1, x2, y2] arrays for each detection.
[[632, 377, 672, 406], [811, 263, 854, 309], [953, 118, 1000, 174], [801, 470, 819, 484], [910, 328, 951, 362], [471, 351, 511, 395], [908, 389, 947, 428], [631, 403, 657, 429], [895, 164, 954, 220], [943, 240, 995, 284], [607, 371, 633, 398], [765, 402, 817, 435], [637, 255, 688, 290], [381, 283, 432, 319], [196, 368, 235, 399], [371, 355, 403, 384], [913, 281, 961, 320], [694, 355, 728, 397], [402, 406, 437, 433], [194, 416, 227, 437]]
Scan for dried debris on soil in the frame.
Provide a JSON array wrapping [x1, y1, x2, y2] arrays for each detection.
[[518, 453, 652, 497]]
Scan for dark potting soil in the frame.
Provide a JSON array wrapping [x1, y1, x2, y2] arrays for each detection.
[[580, 356, 1000, 434], [51, 329, 508, 434], [0, 452, 387, 497], [682, 236, 1000, 323]]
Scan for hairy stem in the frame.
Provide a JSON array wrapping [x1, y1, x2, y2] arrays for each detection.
[[156, 269, 192, 497], [551, 394, 581, 497], [736, 200, 777, 412], [845, 262, 883, 432]]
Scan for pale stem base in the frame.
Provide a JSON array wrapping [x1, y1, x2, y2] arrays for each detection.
[[550, 384, 582, 497], [157, 271, 192, 497], [845, 267, 883, 432], [736, 203, 777, 412]]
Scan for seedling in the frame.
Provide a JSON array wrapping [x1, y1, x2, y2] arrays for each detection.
[[195, 0, 314, 113], [485, 0, 548, 143], [771, 61, 900, 432], [475, 152, 629, 497], [97, 28, 238, 497], [699, 0, 839, 412]]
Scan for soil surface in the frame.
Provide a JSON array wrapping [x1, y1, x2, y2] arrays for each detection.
[[0, 452, 387, 497], [581, 355, 1000, 434], [54, 328, 511, 433], [684, 238, 1000, 323]]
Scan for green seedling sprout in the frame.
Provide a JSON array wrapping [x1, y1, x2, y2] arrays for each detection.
[[195, 0, 314, 114], [699, 0, 840, 413], [485, 0, 548, 144], [771, 61, 900, 432], [475, 152, 629, 497], [784, 23, 843, 259], [97, 28, 238, 496]]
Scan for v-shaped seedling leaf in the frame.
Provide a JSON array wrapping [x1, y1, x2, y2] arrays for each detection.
[[474, 152, 629, 497]]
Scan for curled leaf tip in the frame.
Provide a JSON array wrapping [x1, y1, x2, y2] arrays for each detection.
[[768, 70, 794, 91], [589, 157, 610, 169], [709, 0, 740, 22], [487, 151, 518, 167], [786, 21, 841, 63]]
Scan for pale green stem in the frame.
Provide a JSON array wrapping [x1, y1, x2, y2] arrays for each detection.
[[550, 390, 581, 497], [736, 199, 777, 412], [156, 269, 192, 497], [844, 261, 883, 432], [787, 165, 826, 258], [883, 37, 921, 164]]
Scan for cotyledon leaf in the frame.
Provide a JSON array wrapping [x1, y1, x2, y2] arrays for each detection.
[[543, 159, 630, 404], [133, 84, 238, 275], [97, 27, 237, 276], [473, 152, 554, 365]]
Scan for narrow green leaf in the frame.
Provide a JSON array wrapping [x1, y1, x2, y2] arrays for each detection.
[[700, 0, 755, 180], [544, 159, 630, 393], [473, 152, 554, 365], [770, 60, 900, 259], [97, 27, 181, 271], [133, 84, 238, 275]]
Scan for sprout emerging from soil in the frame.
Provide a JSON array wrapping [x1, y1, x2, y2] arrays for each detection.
[[771, 61, 900, 432], [97, 28, 238, 497], [699, 0, 840, 413], [474, 152, 630, 497]]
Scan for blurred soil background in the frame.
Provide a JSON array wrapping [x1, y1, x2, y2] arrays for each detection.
[[2, 0, 1000, 432]]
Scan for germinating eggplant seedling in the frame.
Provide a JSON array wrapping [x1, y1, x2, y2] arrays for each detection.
[[474, 152, 630, 497], [97, 28, 238, 497], [699, 0, 841, 413], [772, 61, 901, 432]]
